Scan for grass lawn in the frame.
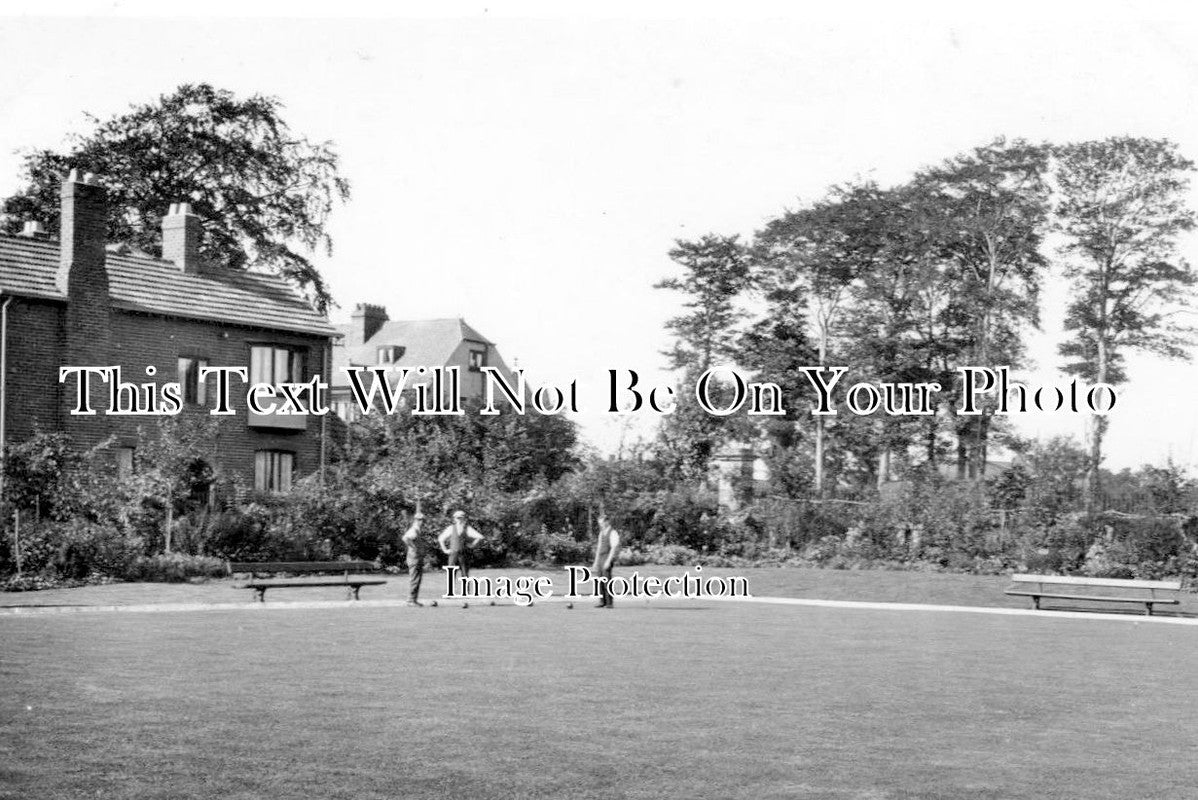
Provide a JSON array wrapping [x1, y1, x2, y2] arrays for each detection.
[[3, 565, 1196, 617], [2, 600, 1196, 799]]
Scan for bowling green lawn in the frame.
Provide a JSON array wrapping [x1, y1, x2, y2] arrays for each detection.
[[1, 567, 1196, 799]]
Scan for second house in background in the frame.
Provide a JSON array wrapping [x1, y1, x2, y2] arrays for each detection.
[[329, 304, 516, 422]]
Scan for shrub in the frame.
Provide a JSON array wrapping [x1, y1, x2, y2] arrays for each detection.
[[801, 534, 843, 564], [52, 519, 144, 580], [642, 543, 700, 565], [616, 548, 649, 567], [204, 506, 299, 561], [128, 553, 227, 582], [0, 518, 63, 575], [3, 573, 68, 592], [532, 531, 592, 565]]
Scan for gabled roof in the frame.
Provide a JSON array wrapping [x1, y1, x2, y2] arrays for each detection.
[[0, 234, 338, 337], [331, 317, 498, 386]]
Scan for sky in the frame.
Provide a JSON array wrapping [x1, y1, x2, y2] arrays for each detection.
[[2, 4, 1198, 470]]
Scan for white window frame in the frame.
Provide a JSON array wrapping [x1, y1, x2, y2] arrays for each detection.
[[249, 345, 304, 386], [254, 450, 295, 493]]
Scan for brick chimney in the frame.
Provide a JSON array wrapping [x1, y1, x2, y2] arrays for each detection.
[[162, 202, 202, 273], [57, 169, 107, 294], [57, 169, 112, 444], [349, 303, 388, 346]]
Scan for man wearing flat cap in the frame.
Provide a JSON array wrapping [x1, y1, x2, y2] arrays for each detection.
[[401, 510, 429, 606], [438, 509, 484, 579]]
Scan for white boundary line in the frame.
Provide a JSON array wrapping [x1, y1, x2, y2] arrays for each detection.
[[0, 593, 1195, 626]]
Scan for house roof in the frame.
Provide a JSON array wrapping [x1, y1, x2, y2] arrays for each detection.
[[331, 317, 497, 386], [0, 233, 338, 337]]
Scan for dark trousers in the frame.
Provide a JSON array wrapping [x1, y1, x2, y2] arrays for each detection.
[[448, 549, 470, 579], [407, 550, 423, 601], [596, 564, 614, 607]]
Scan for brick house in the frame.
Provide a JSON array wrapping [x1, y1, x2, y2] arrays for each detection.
[[329, 304, 516, 422], [0, 171, 339, 493]]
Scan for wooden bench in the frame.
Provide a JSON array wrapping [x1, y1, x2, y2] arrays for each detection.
[[1005, 573, 1182, 616], [228, 561, 387, 602]]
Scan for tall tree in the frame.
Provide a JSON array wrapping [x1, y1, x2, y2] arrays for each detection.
[[1053, 137, 1197, 513], [916, 138, 1051, 478], [753, 186, 864, 495], [735, 282, 818, 497], [2, 83, 349, 311], [654, 234, 754, 479], [836, 183, 949, 488], [655, 235, 753, 371]]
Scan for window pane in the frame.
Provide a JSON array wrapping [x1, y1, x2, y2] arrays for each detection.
[[254, 451, 269, 491], [197, 360, 208, 405], [274, 348, 289, 385], [279, 453, 294, 492], [115, 447, 134, 478], [290, 350, 304, 383], [250, 346, 271, 385], [178, 357, 193, 403]]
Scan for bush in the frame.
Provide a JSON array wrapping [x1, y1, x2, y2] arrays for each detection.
[[3, 573, 69, 592], [53, 519, 145, 580], [0, 518, 63, 575], [616, 548, 648, 566], [532, 531, 592, 565], [127, 553, 227, 582], [801, 534, 843, 563], [641, 543, 700, 565], [204, 506, 300, 561]]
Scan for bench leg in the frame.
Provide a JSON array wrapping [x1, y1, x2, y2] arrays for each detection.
[[352, 585, 362, 601], [1146, 603, 1154, 617], [1032, 595, 1040, 611], [255, 588, 266, 603]]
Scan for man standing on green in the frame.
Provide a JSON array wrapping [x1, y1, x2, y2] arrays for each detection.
[[401, 510, 428, 607], [438, 509, 484, 579], [592, 513, 621, 609]]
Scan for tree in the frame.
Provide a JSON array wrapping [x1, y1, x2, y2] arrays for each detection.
[[3, 431, 87, 521], [653, 234, 755, 478], [831, 182, 955, 488], [655, 234, 753, 372], [2, 83, 349, 311], [735, 282, 818, 497], [125, 417, 221, 553], [753, 188, 861, 495], [1053, 137, 1197, 513], [916, 139, 1051, 478]]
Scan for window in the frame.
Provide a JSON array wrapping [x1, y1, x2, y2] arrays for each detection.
[[249, 345, 304, 386], [377, 345, 405, 365], [254, 451, 294, 493], [468, 349, 487, 371], [332, 399, 361, 423], [114, 447, 135, 478], [178, 357, 209, 405]]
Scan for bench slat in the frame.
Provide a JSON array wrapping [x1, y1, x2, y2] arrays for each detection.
[[1005, 590, 1179, 604], [243, 580, 387, 589], [1009, 574, 1182, 591], [229, 561, 378, 575]]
